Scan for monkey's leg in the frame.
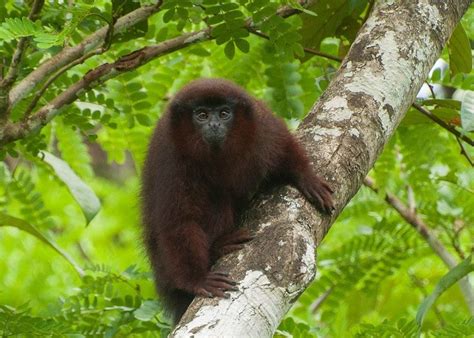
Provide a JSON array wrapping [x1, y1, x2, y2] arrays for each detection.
[[210, 228, 255, 261], [162, 222, 238, 298]]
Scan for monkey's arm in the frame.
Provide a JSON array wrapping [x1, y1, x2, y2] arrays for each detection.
[[282, 137, 334, 213]]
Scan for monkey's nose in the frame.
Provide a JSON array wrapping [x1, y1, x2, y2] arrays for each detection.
[[209, 122, 220, 130]]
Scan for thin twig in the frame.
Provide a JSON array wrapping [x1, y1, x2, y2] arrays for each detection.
[[364, 176, 474, 315], [24, 49, 104, 117], [456, 137, 474, 166], [425, 81, 436, 99], [310, 286, 333, 314], [412, 102, 474, 147], [247, 28, 342, 62]]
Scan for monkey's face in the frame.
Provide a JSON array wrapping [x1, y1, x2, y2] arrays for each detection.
[[191, 103, 235, 148]]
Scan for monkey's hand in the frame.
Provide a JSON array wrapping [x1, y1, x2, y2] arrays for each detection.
[[193, 272, 238, 298], [296, 173, 334, 214], [210, 228, 255, 261]]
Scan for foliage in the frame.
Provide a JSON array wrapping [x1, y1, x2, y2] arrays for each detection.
[[0, 0, 473, 337]]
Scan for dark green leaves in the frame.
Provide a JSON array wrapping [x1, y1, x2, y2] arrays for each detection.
[[207, 2, 250, 59], [264, 60, 304, 119], [133, 300, 162, 321], [299, 0, 368, 57], [448, 24, 472, 75], [112, 0, 148, 42]]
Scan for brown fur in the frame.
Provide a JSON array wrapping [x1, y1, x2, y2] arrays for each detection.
[[141, 78, 333, 324]]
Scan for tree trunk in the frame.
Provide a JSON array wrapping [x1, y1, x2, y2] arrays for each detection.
[[172, 1, 471, 336]]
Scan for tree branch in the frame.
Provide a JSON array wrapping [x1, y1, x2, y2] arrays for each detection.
[[247, 28, 342, 62], [8, 2, 164, 108], [364, 177, 474, 315], [412, 102, 474, 146]]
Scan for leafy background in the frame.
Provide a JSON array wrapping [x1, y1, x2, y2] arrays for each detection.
[[0, 0, 473, 336]]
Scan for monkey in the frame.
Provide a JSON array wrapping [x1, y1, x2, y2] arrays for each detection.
[[141, 78, 334, 324]]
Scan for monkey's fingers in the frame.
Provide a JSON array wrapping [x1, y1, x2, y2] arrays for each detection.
[[229, 228, 256, 244], [306, 184, 335, 214], [195, 287, 214, 298], [211, 271, 230, 277], [206, 272, 237, 285], [216, 244, 245, 257], [206, 280, 239, 291], [317, 190, 335, 214]]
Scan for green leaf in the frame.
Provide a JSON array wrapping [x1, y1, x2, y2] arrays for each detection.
[[133, 101, 152, 110], [224, 40, 235, 59], [300, 0, 368, 52], [452, 89, 474, 131], [235, 38, 250, 53], [134, 300, 162, 321], [188, 46, 212, 56], [135, 113, 153, 126], [40, 151, 101, 224], [416, 256, 474, 329], [0, 212, 84, 276], [448, 24, 472, 75], [421, 99, 461, 110]]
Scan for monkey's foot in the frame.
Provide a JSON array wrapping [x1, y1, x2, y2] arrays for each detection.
[[194, 272, 238, 298], [211, 228, 255, 260], [297, 174, 335, 214]]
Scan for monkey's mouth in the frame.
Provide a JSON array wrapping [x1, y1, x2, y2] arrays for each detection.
[[203, 133, 225, 148]]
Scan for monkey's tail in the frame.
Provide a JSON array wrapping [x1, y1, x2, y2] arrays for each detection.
[[161, 289, 194, 326]]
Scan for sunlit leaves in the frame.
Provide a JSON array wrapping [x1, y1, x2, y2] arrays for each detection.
[[0, 212, 84, 276], [453, 89, 474, 131]]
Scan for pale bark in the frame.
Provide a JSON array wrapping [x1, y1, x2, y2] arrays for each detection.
[[172, 0, 471, 336]]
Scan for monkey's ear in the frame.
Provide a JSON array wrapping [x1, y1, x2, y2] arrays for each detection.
[[169, 99, 187, 125]]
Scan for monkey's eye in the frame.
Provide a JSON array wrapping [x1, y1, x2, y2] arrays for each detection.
[[195, 110, 209, 121], [219, 109, 232, 120]]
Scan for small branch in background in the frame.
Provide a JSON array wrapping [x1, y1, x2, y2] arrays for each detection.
[[364, 176, 474, 315], [407, 184, 416, 214], [247, 28, 342, 62], [456, 137, 474, 166], [24, 14, 116, 117], [412, 102, 474, 147], [447, 219, 467, 260], [310, 286, 333, 314], [425, 81, 437, 99], [24, 49, 104, 117]]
